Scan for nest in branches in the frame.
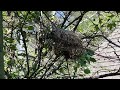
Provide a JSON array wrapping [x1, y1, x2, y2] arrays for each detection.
[[50, 28, 84, 60]]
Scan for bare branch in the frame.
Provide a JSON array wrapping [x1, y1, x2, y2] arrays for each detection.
[[83, 71, 120, 79], [61, 11, 72, 28], [63, 15, 83, 29], [73, 11, 88, 32], [46, 60, 64, 78], [64, 11, 88, 30], [82, 35, 120, 48], [17, 11, 30, 78], [40, 56, 60, 79]]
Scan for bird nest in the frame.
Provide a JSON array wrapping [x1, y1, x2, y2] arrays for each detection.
[[50, 27, 84, 60]]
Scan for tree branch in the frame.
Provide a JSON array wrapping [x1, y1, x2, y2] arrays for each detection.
[[73, 11, 87, 32], [64, 11, 88, 30], [40, 56, 60, 79], [61, 11, 72, 28], [0, 11, 5, 79], [82, 35, 120, 48], [46, 60, 64, 78], [42, 11, 57, 28], [17, 11, 30, 78], [83, 72, 120, 79], [63, 15, 82, 29]]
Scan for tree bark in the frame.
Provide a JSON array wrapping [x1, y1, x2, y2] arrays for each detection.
[[0, 11, 5, 79]]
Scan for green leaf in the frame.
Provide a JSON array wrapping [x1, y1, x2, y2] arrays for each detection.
[[59, 68, 64, 73], [90, 58, 96, 62], [86, 54, 91, 60], [108, 14, 114, 18], [86, 49, 94, 56], [7, 60, 14, 66], [84, 68, 91, 74], [107, 24, 113, 30], [77, 25, 83, 32], [99, 18, 102, 25], [10, 45, 16, 50], [5, 37, 14, 43], [107, 22, 116, 30], [7, 60, 12, 65], [79, 60, 87, 67], [84, 54, 91, 64], [94, 25, 99, 31], [28, 26, 34, 30]]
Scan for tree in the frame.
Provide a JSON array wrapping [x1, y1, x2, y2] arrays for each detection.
[[2, 11, 120, 79], [0, 11, 5, 79]]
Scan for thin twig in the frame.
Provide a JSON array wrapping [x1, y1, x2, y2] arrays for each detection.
[[63, 15, 83, 29], [66, 59, 71, 79], [83, 71, 120, 79], [61, 11, 72, 28], [42, 11, 57, 28], [82, 35, 120, 48], [73, 11, 87, 32], [63, 11, 88, 30], [46, 60, 64, 78], [40, 56, 60, 79], [29, 53, 53, 78]]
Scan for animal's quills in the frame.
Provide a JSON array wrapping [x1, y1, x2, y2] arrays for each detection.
[[48, 26, 84, 60]]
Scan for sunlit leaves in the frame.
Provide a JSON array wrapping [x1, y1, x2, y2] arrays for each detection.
[[3, 11, 120, 79], [7, 60, 15, 66], [4, 37, 14, 43], [10, 45, 16, 50], [77, 11, 119, 36], [107, 23, 116, 30], [59, 67, 64, 73], [27, 26, 34, 30], [77, 25, 83, 32]]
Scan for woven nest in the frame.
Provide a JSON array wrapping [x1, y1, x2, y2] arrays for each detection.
[[50, 27, 84, 60]]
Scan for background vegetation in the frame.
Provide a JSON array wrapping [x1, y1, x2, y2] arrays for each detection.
[[0, 11, 120, 79]]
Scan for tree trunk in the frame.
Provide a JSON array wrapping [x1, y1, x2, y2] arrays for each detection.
[[0, 11, 5, 79]]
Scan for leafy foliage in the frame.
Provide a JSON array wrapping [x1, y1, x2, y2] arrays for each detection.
[[2, 11, 120, 79]]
